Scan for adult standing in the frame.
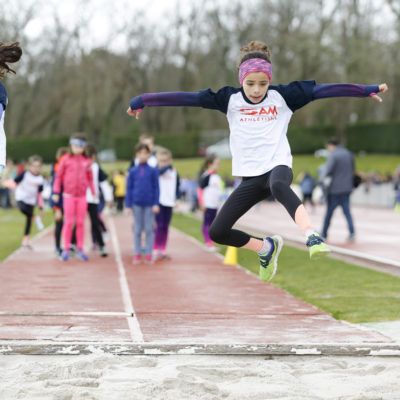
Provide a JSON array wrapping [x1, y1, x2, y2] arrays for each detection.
[[321, 137, 356, 241]]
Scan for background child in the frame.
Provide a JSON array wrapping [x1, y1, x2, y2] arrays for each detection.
[[197, 155, 222, 251], [112, 171, 126, 214], [154, 147, 180, 260], [13, 155, 44, 249], [52, 133, 95, 261], [297, 171, 316, 212], [0, 42, 22, 176], [130, 134, 158, 168], [125, 143, 160, 264], [85, 143, 113, 257], [127, 39, 387, 282], [50, 147, 69, 257]]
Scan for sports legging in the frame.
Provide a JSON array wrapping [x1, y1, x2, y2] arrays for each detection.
[[88, 203, 104, 247], [63, 196, 87, 250], [17, 201, 34, 235], [209, 165, 302, 247]]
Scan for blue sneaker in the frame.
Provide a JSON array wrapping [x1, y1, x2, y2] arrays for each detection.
[[61, 250, 69, 261], [76, 249, 89, 261], [259, 235, 283, 282]]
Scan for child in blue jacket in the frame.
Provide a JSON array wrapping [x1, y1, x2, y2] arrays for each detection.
[[126, 143, 160, 264]]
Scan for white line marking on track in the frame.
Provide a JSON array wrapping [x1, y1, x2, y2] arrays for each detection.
[[108, 216, 144, 343], [0, 311, 131, 317]]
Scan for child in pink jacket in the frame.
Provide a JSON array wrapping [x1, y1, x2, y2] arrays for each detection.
[[52, 134, 95, 261]]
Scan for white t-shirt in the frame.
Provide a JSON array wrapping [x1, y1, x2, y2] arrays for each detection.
[[198, 81, 315, 177], [158, 167, 178, 207], [202, 173, 222, 209], [15, 171, 44, 205], [86, 162, 113, 204]]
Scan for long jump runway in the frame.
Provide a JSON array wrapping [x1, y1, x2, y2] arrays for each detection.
[[0, 214, 397, 356]]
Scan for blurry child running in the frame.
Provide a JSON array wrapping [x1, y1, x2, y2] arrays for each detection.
[[126, 143, 160, 264], [197, 155, 223, 252], [12, 155, 44, 249], [52, 134, 95, 261], [153, 148, 180, 260], [127, 39, 388, 282]]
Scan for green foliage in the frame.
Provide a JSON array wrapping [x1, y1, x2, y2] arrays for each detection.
[[114, 132, 201, 159], [171, 212, 400, 323], [347, 122, 400, 153], [288, 125, 336, 153], [7, 137, 70, 163]]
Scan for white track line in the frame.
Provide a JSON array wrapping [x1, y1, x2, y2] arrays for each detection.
[[108, 216, 144, 343], [0, 311, 130, 316]]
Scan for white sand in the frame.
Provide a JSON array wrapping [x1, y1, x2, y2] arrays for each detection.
[[1, 354, 400, 400]]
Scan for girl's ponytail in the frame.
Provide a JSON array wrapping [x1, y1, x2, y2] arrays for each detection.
[[0, 42, 22, 78]]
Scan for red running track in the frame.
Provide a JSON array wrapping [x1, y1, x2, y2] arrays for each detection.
[[0, 214, 392, 351], [237, 202, 400, 267]]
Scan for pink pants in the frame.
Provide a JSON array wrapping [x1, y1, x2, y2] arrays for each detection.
[[63, 196, 88, 250]]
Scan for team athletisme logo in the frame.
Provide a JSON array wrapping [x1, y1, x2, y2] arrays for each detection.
[[239, 106, 278, 122]]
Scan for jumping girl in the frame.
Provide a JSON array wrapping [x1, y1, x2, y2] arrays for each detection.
[[0, 42, 22, 176], [52, 134, 95, 261], [127, 40, 388, 282]]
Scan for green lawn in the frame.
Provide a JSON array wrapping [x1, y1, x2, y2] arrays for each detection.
[[171, 212, 400, 324], [100, 154, 400, 181], [0, 208, 53, 261]]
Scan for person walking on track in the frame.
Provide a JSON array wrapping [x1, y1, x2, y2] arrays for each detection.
[[320, 137, 357, 242], [126, 40, 388, 282]]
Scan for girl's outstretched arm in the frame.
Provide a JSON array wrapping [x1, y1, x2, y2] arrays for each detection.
[[313, 83, 388, 102], [127, 92, 201, 119]]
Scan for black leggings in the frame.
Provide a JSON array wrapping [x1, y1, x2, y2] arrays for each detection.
[[209, 165, 302, 247], [88, 203, 104, 247], [17, 201, 34, 236]]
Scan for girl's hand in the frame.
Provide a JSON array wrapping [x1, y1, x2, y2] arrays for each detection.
[[52, 194, 60, 203], [126, 107, 142, 119], [152, 205, 160, 214], [370, 83, 388, 102]]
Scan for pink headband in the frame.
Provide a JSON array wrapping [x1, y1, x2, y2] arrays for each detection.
[[239, 58, 272, 86]]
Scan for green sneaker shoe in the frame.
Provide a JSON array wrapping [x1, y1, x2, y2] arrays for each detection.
[[306, 233, 330, 259], [259, 235, 283, 282]]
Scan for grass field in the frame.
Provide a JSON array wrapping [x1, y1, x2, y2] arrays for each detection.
[[99, 154, 400, 181], [0, 208, 53, 261], [171, 212, 400, 324]]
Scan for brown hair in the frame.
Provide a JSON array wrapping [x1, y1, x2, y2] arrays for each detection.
[[139, 134, 154, 143], [28, 155, 42, 165], [135, 143, 150, 154], [237, 40, 271, 69], [55, 146, 68, 160], [84, 143, 97, 158], [156, 147, 172, 159], [0, 42, 22, 78]]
